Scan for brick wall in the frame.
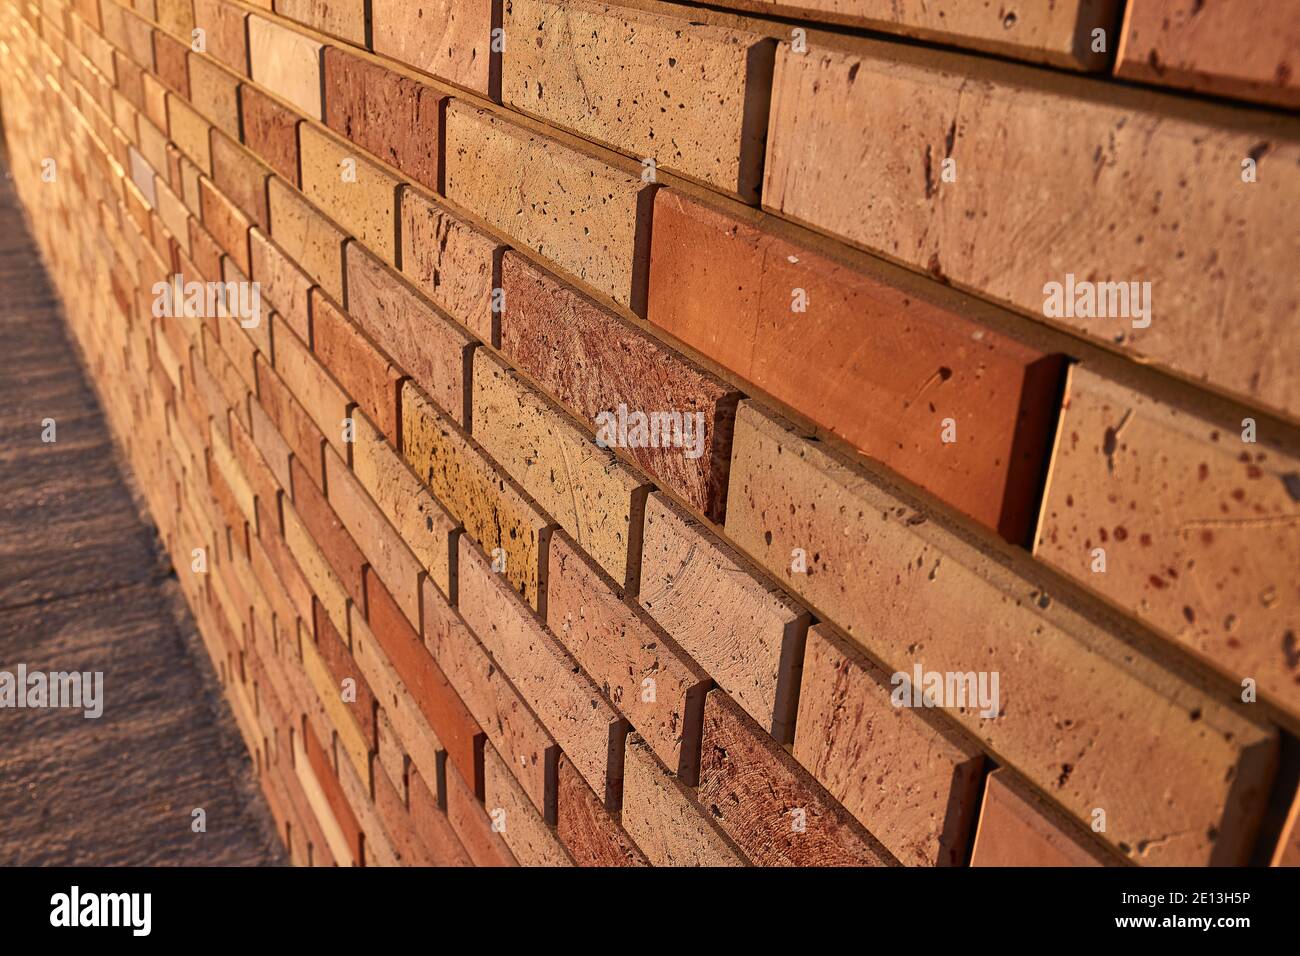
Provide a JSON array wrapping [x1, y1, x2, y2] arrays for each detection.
[[1, 0, 1297, 867]]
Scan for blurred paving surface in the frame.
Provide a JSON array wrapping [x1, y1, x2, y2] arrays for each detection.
[[0, 165, 285, 865]]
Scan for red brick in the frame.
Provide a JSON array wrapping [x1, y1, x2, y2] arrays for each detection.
[[322, 46, 445, 192], [555, 755, 647, 867], [289, 455, 367, 613], [970, 770, 1112, 867], [310, 288, 403, 441], [198, 176, 250, 273], [239, 82, 300, 187], [501, 253, 739, 522]]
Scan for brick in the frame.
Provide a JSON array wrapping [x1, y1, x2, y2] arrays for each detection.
[[153, 29, 189, 97], [276, 0, 365, 43], [350, 415, 455, 600], [423, 576, 557, 817], [363, 565, 485, 794], [102, 2, 155, 69], [408, 768, 475, 865], [282, 495, 350, 635], [249, 396, 293, 494], [255, 352, 327, 488], [647, 189, 1065, 543], [621, 734, 746, 867], [504, 0, 772, 199], [247, 14, 322, 118], [326, 448, 423, 626], [445, 759, 518, 867], [457, 534, 627, 807], [322, 46, 445, 192], [371, 757, 439, 865], [267, 178, 345, 302], [250, 231, 310, 343], [402, 380, 551, 610], [156, 0, 196, 39], [300, 124, 400, 265], [1035, 365, 1300, 720], [970, 770, 1112, 867], [167, 94, 210, 172], [555, 754, 647, 867], [398, 189, 501, 345], [1273, 786, 1300, 867], [794, 623, 984, 866], [725, 399, 1278, 865], [192, 0, 247, 74], [370, 0, 494, 96], [373, 707, 407, 803], [638, 491, 808, 742], [483, 744, 572, 866], [301, 621, 372, 788], [189, 57, 240, 140], [546, 531, 709, 781], [699, 689, 895, 867], [501, 253, 739, 522], [289, 455, 366, 613], [271, 316, 350, 457], [762, 41, 1300, 420], [240, 83, 299, 185], [444, 102, 652, 310], [473, 348, 648, 588], [198, 176, 249, 272], [211, 133, 268, 225], [300, 721, 363, 864], [1116, 0, 1299, 109], [253, 501, 314, 624], [345, 244, 473, 425], [313, 599, 376, 746], [311, 289, 403, 441]]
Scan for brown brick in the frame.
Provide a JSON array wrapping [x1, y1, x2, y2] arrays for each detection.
[[699, 689, 896, 866], [445, 759, 518, 867], [153, 29, 190, 97], [457, 534, 627, 807], [472, 348, 648, 588], [725, 399, 1278, 866], [1116, 0, 1299, 109], [401, 380, 551, 610], [276, 0, 365, 43], [555, 754, 647, 867], [483, 743, 572, 866], [267, 178, 345, 302], [501, 253, 739, 522], [370, 0, 495, 96], [398, 188, 502, 344], [198, 176, 249, 272], [794, 623, 984, 866], [408, 768, 475, 865], [647, 189, 1065, 543], [322, 46, 445, 192], [211, 133, 268, 228], [1035, 365, 1300, 720], [240, 83, 299, 185], [311, 289, 403, 441], [970, 770, 1113, 867], [193, 0, 248, 74], [247, 14, 322, 118], [300, 124, 400, 265], [346, 243, 474, 425], [444, 102, 652, 310], [504, 0, 772, 199], [762, 41, 1300, 419]]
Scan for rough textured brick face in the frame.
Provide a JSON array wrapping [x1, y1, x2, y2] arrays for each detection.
[[970, 771, 1112, 867], [1116, 0, 1300, 109], [483, 744, 572, 866], [247, 15, 323, 119], [503, 0, 773, 200], [621, 734, 746, 867], [311, 290, 404, 442], [444, 102, 652, 310], [638, 492, 807, 741], [189, 56, 240, 139], [647, 189, 1065, 543], [300, 125, 400, 265], [501, 253, 739, 522], [276, 0, 365, 44], [762, 42, 1300, 419], [1035, 365, 1300, 720], [399, 189, 501, 345], [323, 47, 445, 192], [267, 178, 345, 302], [555, 755, 647, 866], [725, 400, 1277, 866], [240, 84, 300, 186], [192, 0, 248, 74], [698, 689, 896, 867], [794, 623, 984, 866], [472, 348, 648, 588], [370, 0, 495, 96]]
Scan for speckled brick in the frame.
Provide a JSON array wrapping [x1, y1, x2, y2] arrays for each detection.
[[483, 743, 572, 866], [188, 55, 240, 138], [555, 755, 647, 866], [240, 83, 299, 186], [970, 770, 1113, 867], [248, 15, 322, 118], [311, 289, 404, 442], [300, 124, 400, 265], [276, 0, 365, 44], [370, 0, 495, 96], [267, 178, 345, 302]]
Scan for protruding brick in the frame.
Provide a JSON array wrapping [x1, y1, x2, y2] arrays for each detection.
[[501, 253, 739, 522], [240, 83, 299, 185], [370, 0, 495, 96], [1035, 365, 1300, 720], [300, 125, 400, 265], [271, 316, 350, 458], [193, 0, 248, 74], [276, 0, 365, 43], [210, 132, 268, 226], [311, 289, 404, 442], [167, 94, 211, 173], [248, 15, 322, 118], [445, 758, 519, 867], [483, 744, 572, 866], [267, 178, 345, 303], [970, 770, 1113, 867], [250, 230, 311, 342], [199, 176, 249, 271], [444, 102, 652, 310], [555, 754, 648, 867]]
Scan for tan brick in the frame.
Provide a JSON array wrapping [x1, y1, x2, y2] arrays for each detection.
[[187, 53, 239, 137], [345, 243, 473, 425], [457, 534, 627, 807], [1035, 365, 1300, 720], [248, 14, 322, 118], [639, 491, 808, 742], [794, 623, 984, 866], [282, 495, 349, 633], [402, 380, 551, 610], [166, 93, 210, 173], [370, 0, 495, 96], [210, 133, 269, 226], [156, 0, 196, 39], [352, 413, 456, 600], [256, 353, 327, 488], [483, 743, 572, 866], [311, 289, 404, 441], [970, 770, 1113, 867], [276, 0, 365, 43], [240, 82, 299, 185], [271, 315, 349, 458], [444, 102, 652, 310], [249, 229, 311, 343], [620, 734, 746, 867], [504, 0, 772, 199], [301, 623, 371, 785], [300, 124, 400, 265], [267, 178, 345, 302], [762, 41, 1300, 419], [472, 348, 648, 588], [725, 399, 1277, 865], [399, 188, 502, 345], [445, 760, 518, 867], [193, 0, 248, 74]]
